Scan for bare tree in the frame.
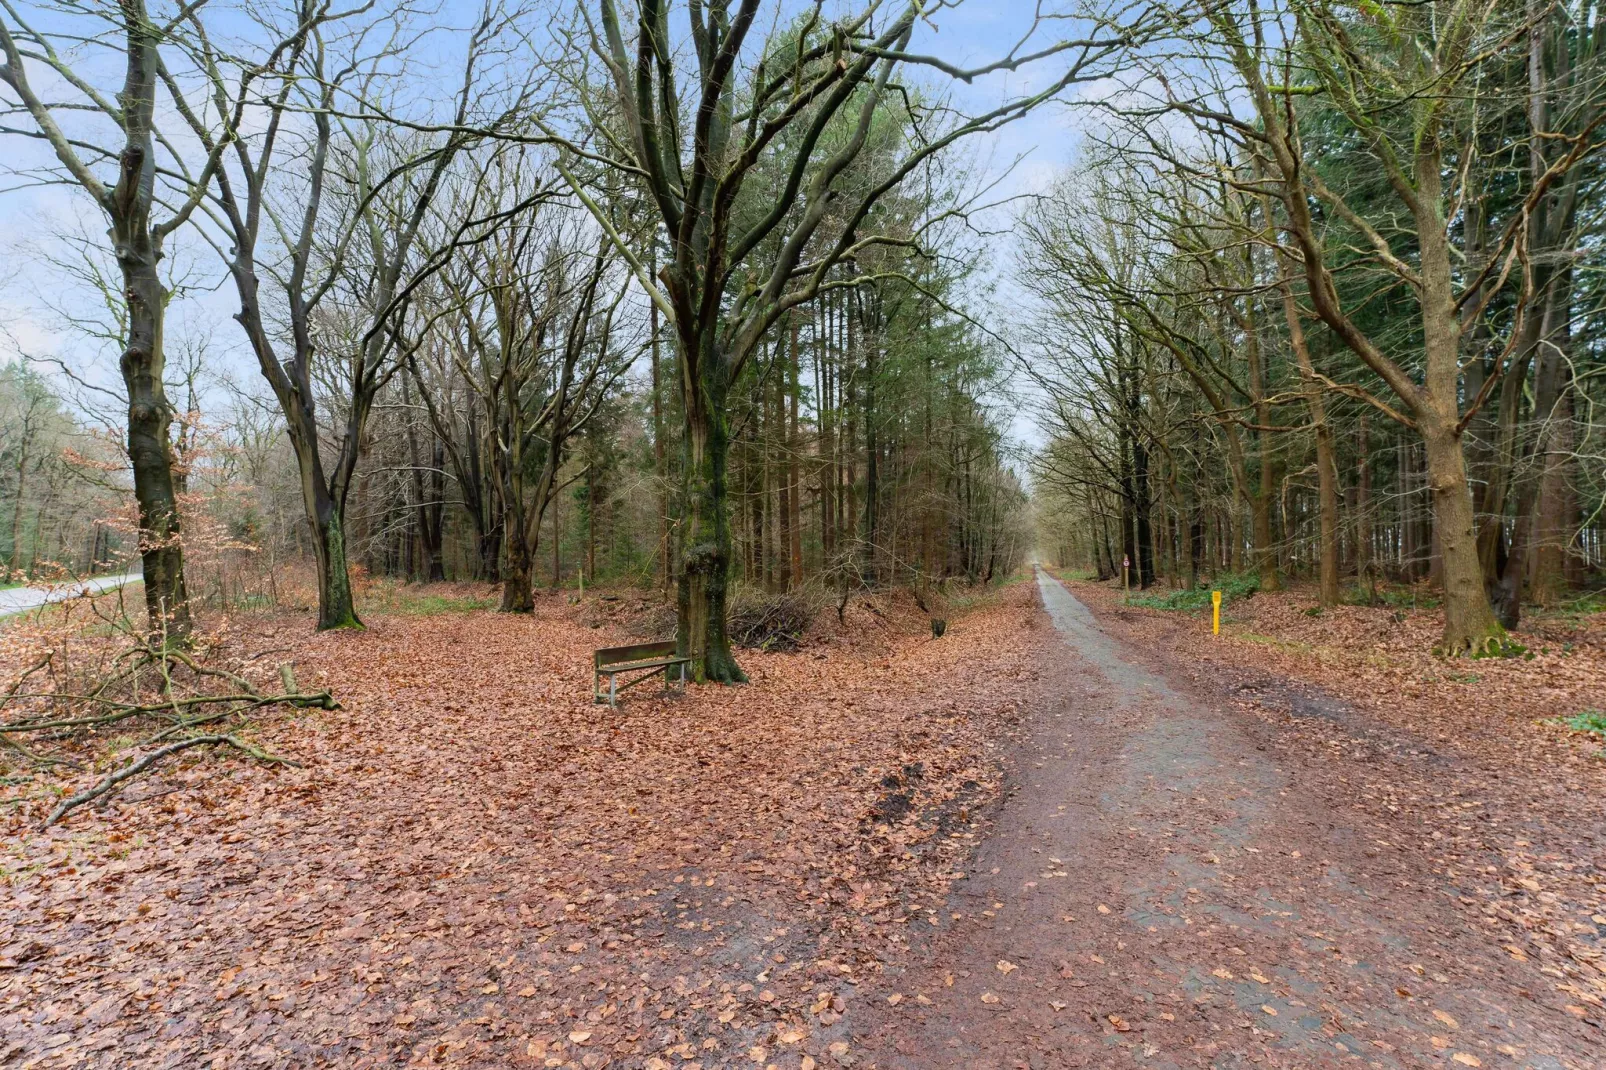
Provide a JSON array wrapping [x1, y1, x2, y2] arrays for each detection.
[[545, 0, 1142, 680], [419, 177, 636, 611], [0, 0, 250, 637], [178, 1, 532, 629]]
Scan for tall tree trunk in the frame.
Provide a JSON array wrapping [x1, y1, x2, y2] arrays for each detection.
[[118, 204, 191, 639], [305, 481, 359, 630], [501, 500, 534, 613], [1132, 437, 1155, 589], [1277, 274, 1340, 603], [774, 351, 793, 592], [586, 463, 597, 587], [1356, 414, 1372, 589], [1492, 282, 1570, 624], [650, 285, 670, 600], [9, 428, 29, 574], [787, 321, 803, 585], [1530, 381, 1573, 604], [677, 347, 743, 683], [496, 398, 533, 612], [859, 303, 877, 587], [1414, 146, 1506, 652], [402, 376, 441, 583], [1244, 307, 1281, 593], [425, 436, 446, 582]]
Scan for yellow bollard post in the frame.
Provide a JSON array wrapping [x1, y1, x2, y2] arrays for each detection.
[[1212, 590, 1221, 635]]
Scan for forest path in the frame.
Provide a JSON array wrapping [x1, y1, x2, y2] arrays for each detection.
[[854, 567, 1591, 1069], [0, 571, 141, 617]]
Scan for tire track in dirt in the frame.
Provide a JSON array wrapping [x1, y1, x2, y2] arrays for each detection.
[[853, 568, 1591, 1069]]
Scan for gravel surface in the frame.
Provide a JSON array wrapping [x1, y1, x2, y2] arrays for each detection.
[[853, 568, 1597, 1069], [0, 573, 141, 618]]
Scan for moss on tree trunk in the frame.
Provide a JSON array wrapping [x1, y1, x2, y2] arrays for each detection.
[[312, 506, 362, 632], [676, 358, 744, 684]]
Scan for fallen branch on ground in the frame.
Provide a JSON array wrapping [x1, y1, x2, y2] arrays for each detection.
[[43, 734, 300, 828], [2, 613, 337, 825], [0, 688, 338, 732]]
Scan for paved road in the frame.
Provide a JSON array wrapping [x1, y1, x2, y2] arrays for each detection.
[[856, 566, 1590, 1069], [0, 572, 141, 617]]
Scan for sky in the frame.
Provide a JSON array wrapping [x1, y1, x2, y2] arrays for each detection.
[[0, 0, 1096, 451]]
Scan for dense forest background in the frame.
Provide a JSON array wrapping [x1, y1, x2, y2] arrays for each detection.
[[1, 0, 1602, 661]]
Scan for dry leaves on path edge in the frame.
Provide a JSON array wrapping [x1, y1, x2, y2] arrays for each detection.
[[0, 582, 1048, 1067]]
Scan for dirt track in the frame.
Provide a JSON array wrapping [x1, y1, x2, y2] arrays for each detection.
[[855, 568, 1597, 1069]]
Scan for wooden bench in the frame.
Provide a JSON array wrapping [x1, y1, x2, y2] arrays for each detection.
[[593, 640, 691, 708]]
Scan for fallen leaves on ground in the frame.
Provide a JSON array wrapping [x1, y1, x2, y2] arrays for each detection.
[[0, 582, 1047, 1067]]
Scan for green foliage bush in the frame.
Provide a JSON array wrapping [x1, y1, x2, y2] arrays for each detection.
[[1557, 710, 1606, 739], [1126, 571, 1259, 612]]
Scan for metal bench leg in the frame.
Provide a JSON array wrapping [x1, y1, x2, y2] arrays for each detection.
[[609, 673, 617, 709]]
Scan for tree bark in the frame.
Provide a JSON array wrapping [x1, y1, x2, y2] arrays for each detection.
[[787, 321, 803, 585], [120, 254, 192, 641], [1276, 273, 1340, 604], [677, 349, 743, 683], [1241, 298, 1281, 593]]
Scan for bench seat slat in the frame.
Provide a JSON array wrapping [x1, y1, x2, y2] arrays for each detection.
[[595, 641, 678, 667], [602, 656, 687, 672]]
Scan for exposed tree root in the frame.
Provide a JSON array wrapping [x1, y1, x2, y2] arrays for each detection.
[[1433, 628, 1519, 659]]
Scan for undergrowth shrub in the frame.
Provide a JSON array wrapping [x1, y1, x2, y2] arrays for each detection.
[[1341, 584, 1441, 610], [1555, 590, 1606, 618], [1127, 571, 1259, 612], [1556, 710, 1606, 739]]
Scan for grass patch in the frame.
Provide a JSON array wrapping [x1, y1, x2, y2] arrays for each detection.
[[1546, 590, 1606, 619], [1126, 571, 1259, 612], [1554, 709, 1606, 740], [1238, 631, 1316, 655], [362, 586, 497, 617]]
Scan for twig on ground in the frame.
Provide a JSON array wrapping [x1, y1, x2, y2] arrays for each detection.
[[43, 734, 300, 828]]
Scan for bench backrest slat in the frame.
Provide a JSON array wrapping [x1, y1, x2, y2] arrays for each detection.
[[595, 640, 678, 668]]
